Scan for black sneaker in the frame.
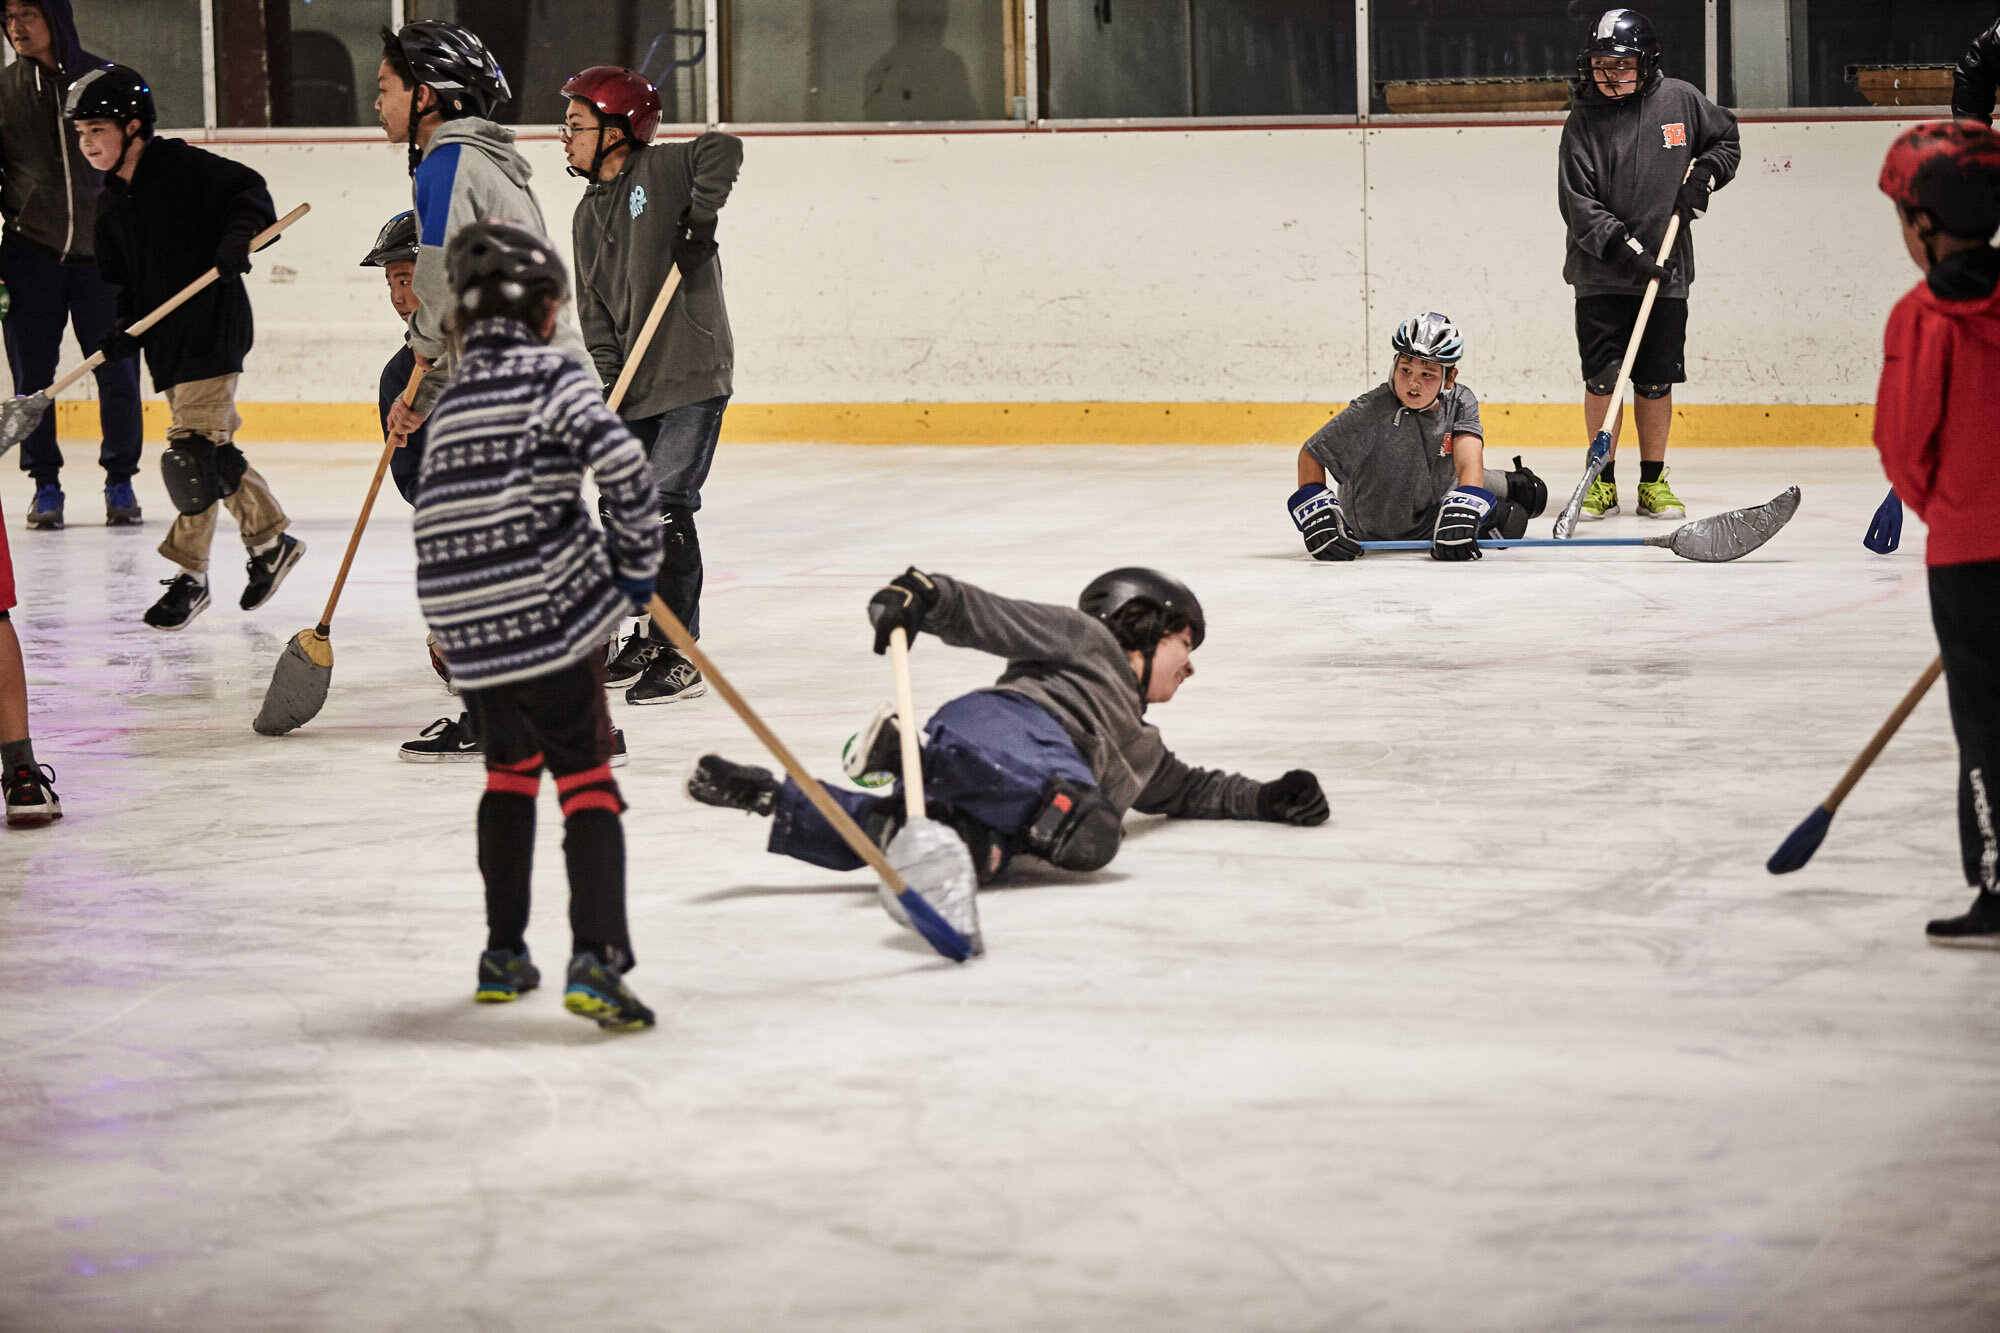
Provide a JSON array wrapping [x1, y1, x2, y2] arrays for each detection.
[[610, 727, 630, 769], [143, 574, 211, 630], [1927, 892, 2000, 947], [686, 754, 778, 815], [605, 627, 661, 687], [240, 533, 306, 610], [399, 714, 481, 762], [841, 702, 902, 786], [104, 481, 143, 526], [4, 762, 61, 827], [26, 482, 63, 530], [474, 947, 541, 1003], [627, 649, 706, 705], [563, 952, 655, 1031]]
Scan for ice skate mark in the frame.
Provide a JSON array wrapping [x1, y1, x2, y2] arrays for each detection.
[[0, 981, 185, 1065]]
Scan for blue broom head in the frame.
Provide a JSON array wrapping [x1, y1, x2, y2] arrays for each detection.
[[1767, 805, 1834, 874], [898, 889, 972, 962], [1863, 490, 1902, 555]]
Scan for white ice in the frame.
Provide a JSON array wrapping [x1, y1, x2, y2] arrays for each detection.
[[2, 443, 1994, 1331]]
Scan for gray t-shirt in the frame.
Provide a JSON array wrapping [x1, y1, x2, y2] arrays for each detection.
[[1301, 382, 1485, 540]]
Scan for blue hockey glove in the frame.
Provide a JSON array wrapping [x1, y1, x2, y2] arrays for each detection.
[[612, 572, 655, 615], [1863, 488, 1902, 555], [1288, 483, 1360, 561], [1431, 485, 1496, 561]]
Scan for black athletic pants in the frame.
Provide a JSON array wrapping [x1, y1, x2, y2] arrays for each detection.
[[460, 656, 634, 967], [1931, 560, 2000, 895]]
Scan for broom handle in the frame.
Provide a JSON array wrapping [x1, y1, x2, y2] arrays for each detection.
[[889, 628, 927, 821], [644, 595, 910, 892], [1824, 656, 1943, 813], [605, 264, 683, 413], [315, 364, 422, 632], [47, 203, 311, 402]]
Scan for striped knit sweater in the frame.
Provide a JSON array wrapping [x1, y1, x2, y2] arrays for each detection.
[[413, 318, 662, 690]]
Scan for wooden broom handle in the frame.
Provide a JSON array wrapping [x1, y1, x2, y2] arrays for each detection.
[[315, 364, 422, 632], [605, 264, 684, 413], [1824, 656, 1943, 813], [889, 628, 927, 821]]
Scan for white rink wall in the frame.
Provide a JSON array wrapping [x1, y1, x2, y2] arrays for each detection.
[[156, 117, 1918, 408]]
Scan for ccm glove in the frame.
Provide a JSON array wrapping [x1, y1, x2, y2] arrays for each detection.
[[1614, 235, 1676, 287], [215, 229, 255, 277], [868, 566, 939, 655], [1431, 485, 1496, 562], [672, 213, 719, 278], [97, 327, 142, 363], [1256, 770, 1329, 826], [1288, 483, 1361, 562], [1676, 161, 1715, 220]]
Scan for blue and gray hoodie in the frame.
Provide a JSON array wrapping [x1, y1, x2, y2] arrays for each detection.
[[0, 0, 108, 261]]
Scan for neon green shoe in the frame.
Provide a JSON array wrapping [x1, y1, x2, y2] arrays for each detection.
[[1580, 478, 1618, 520], [1637, 468, 1686, 520]]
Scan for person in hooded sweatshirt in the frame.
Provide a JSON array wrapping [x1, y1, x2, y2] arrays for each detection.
[[374, 19, 590, 762], [1872, 121, 2000, 946], [0, 0, 142, 529], [1557, 9, 1738, 525]]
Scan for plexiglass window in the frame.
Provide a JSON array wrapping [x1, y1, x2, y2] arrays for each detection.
[[69, 0, 206, 128], [725, 0, 1013, 123]]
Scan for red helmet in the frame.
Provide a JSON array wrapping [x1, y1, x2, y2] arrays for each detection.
[[560, 66, 661, 144], [1879, 119, 2000, 239]]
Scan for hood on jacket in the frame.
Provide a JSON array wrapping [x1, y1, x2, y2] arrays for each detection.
[[423, 117, 533, 189], [18, 0, 103, 84], [1924, 246, 2000, 331]]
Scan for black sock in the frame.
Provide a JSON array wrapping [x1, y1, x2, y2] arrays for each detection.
[[478, 790, 536, 954], [1600, 461, 1616, 485], [564, 808, 632, 970], [1640, 460, 1664, 484], [1, 738, 36, 775]]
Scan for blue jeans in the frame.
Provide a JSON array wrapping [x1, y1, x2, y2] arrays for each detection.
[[767, 690, 1099, 876], [624, 394, 728, 641], [1, 237, 143, 486]]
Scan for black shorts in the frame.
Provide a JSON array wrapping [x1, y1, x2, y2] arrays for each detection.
[[462, 655, 617, 780], [1575, 294, 1688, 388]]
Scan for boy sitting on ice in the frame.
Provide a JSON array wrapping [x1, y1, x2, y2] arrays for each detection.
[[1287, 312, 1547, 562]]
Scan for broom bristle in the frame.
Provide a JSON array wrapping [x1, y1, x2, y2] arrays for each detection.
[[252, 633, 333, 736], [1766, 806, 1834, 875]]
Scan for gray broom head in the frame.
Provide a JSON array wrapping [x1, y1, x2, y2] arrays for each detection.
[[253, 629, 332, 736], [0, 390, 52, 456], [885, 816, 984, 958], [1662, 486, 1802, 562]]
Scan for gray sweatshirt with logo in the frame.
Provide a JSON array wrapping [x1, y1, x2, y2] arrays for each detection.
[[1302, 382, 1490, 540], [573, 132, 742, 419], [1558, 74, 1741, 300], [925, 574, 1265, 820]]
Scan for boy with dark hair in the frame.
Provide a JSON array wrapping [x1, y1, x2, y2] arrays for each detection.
[[1559, 8, 1739, 522], [0, 0, 142, 529], [413, 219, 662, 1029], [0, 496, 60, 825], [561, 64, 743, 706], [687, 567, 1328, 885], [358, 209, 429, 506], [1873, 120, 2000, 944], [70, 65, 305, 631], [1287, 313, 1546, 562]]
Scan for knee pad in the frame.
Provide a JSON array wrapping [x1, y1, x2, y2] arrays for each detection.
[[160, 434, 234, 515], [1021, 777, 1122, 872], [1632, 382, 1674, 400], [1504, 456, 1548, 518], [658, 503, 700, 579], [1480, 497, 1530, 540], [1584, 373, 1618, 397]]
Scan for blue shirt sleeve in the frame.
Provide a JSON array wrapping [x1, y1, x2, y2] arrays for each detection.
[[413, 143, 462, 247]]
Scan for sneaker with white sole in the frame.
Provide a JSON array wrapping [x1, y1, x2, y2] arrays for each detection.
[[1579, 477, 1618, 520], [143, 574, 211, 630], [241, 534, 306, 611], [399, 713, 480, 762], [1636, 468, 1687, 520], [626, 649, 706, 705]]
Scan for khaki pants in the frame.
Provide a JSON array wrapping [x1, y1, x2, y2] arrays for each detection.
[[156, 375, 289, 573]]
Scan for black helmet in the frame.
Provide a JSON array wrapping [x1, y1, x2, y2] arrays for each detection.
[[64, 64, 155, 131], [1575, 9, 1661, 95], [1079, 568, 1205, 650], [447, 218, 568, 299], [359, 210, 419, 268], [387, 21, 511, 119]]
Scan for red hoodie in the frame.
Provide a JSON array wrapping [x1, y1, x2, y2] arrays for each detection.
[[1874, 267, 2000, 567]]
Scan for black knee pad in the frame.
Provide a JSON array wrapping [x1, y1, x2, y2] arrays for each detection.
[[1584, 373, 1619, 397], [1021, 777, 1122, 872], [1504, 456, 1548, 518], [1632, 382, 1674, 400], [1480, 497, 1530, 540], [215, 443, 247, 494], [658, 503, 700, 580], [160, 434, 231, 515]]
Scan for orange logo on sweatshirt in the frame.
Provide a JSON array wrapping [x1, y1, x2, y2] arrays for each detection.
[[1661, 122, 1688, 148]]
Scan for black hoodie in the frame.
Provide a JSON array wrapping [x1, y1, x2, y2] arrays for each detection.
[[1557, 71, 1740, 300], [0, 0, 108, 262]]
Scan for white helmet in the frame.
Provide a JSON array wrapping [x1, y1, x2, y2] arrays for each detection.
[[1390, 311, 1465, 366]]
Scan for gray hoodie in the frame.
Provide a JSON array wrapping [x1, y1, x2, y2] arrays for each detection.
[[1557, 74, 1740, 300], [925, 574, 1264, 821], [408, 116, 587, 415], [1302, 381, 1489, 541]]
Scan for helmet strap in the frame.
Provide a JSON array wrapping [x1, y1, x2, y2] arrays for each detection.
[[1136, 643, 1156, 713]]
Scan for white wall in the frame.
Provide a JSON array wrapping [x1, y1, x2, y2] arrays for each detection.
[[150, 116, 1919, 407]]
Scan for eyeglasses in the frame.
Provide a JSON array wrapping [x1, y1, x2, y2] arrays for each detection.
[[3, 11, 44, 26], [557, 124, 611, 143]]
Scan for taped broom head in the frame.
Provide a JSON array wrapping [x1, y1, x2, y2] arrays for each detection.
[[1766, 805, 1833, 875], [253, 628, 333, 736]]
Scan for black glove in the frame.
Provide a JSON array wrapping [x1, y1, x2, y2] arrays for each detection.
[[1676, 161, 1715, 220], [1256, 770, 1329, 826], [1430, 485, 1496, 562], [97, 327, 141, 363], [868, 566, 939, 655], [215, 229, 255, 277], [1287, 483, 1361, 562], [1613, 236, 1675, 287], [672, 213, 718, 279]]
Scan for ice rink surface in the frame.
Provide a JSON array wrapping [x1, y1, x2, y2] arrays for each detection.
[[1, 442, 1994, 1332]]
